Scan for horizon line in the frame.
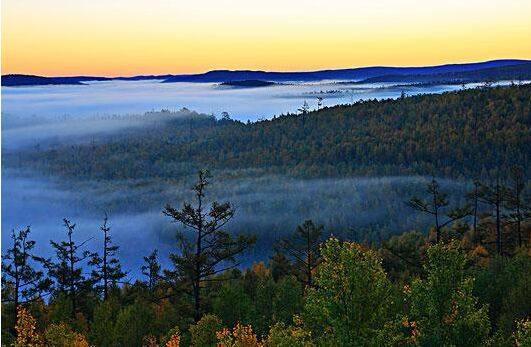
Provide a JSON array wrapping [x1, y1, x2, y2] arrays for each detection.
[[3, 58, 530, 79]]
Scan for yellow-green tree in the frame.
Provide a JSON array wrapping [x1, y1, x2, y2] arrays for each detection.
[[303, 238, 398, 345], [409, 242, 490, 346]]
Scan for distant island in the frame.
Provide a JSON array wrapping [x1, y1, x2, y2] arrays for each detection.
[[220, 80, 277, 88], [2, 59, 530, 86]]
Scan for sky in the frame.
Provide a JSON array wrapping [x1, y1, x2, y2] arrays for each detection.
[[2, 0, 531, 76]]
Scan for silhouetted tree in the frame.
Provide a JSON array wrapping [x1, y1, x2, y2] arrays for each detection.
[[478, 177, 508, 255], [220, 111, 231, 121], [316, 97, 323, 110], [269, 252, 293, 281], [275, 220, 323, 288], [1, 227, 51, 317], [408, 179, 471, 243], [298, 100, 310, 114], [163, 170, 256, 321], [504, 166, 529, 248], [141, 249, 162, 294], [46, 218, 93, 319], [90, 214, 126, 301]]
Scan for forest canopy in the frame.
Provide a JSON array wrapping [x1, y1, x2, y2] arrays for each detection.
[[7, 84, 529, 181]]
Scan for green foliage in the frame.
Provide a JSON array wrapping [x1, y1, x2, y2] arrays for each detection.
[[89, 299, 119, 347], [113, 301, 155, 347], [250, 274, 276, 336], [474, 252, 531, 337], [272, 276, 304, 325], [380, 231, 426, 282], [267, 321, 313, 347], [189, 314, 223, 347], [48, 294, 74, 325], [276, 220, 323, 288], [213, 283, 254, 328], [514, 319, 531, 347], [44, 323, 89, 347], [409, 242, 490, 346], [303, 238, 398, 345]]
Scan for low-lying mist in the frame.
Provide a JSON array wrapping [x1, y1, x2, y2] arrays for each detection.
[[1, 80, 464, 122], [2, 99, 474, 280], [2, 168, 470, 279], [1, 108, 204, 151]]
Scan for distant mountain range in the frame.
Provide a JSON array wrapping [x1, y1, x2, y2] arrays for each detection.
[[355, 62, 531, 84], [2, 59, 530, 86]]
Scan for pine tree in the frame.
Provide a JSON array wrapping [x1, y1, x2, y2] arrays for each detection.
[[2, 227, 51, 316], [275, 220, 323, 288], [141, 249, 162, 294], [90, 214, 126, 301], [504, 166, 529, 248], [163, 170, 256, 321], [46, 218, 93, 320], [408, 179, 471, 243], [478, 177, 508, 255]]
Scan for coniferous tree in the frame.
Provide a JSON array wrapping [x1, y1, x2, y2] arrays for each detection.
[[408, 179, 471, 243], [141, 249, 162, 294], [163, 170, 256, 321], [46, 218, 93, 320], [504, 166, 529, 248], [269, 252, 293, 281], [298, 100, 310, 114], [275, 220, 323, 288], [478, 177, 508, 255], [90, 214, 126, 301], [1, 227, 52, 319]]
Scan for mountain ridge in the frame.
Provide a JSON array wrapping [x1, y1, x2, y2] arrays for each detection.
[[2, 59, 529, 86]]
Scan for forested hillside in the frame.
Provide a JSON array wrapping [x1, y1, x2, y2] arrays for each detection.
[[9, 84, 530, 180], [2, 170, 530, 346], [2, 85, 530, 346]]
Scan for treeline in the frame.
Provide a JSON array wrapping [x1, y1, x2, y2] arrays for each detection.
[[2, 170, 530, 346], [7, 84, 530, 180]]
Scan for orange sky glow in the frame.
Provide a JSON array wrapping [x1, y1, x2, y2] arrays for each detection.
[[2, 0, 531, 76]]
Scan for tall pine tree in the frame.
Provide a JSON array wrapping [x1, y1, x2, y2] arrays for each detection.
[[163, 170, 256, 321], [46, 219, 93, 320], [90, 214, 126, 301]]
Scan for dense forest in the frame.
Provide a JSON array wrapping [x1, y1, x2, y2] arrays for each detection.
[[2, 84, 530, 346], [8, 84, 529, 180], [1, 169, 530, 346]]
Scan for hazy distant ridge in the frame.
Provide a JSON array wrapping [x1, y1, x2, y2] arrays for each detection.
[[2, 59, 529, 86]]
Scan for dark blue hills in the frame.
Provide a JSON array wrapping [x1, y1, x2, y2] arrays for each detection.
[[2, 59, 529, 86]]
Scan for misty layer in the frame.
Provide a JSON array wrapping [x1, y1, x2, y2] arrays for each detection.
[[2, 168, 470, 276]]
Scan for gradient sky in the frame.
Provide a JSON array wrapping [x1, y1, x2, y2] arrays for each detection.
[[2, 0, 531, 76]]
